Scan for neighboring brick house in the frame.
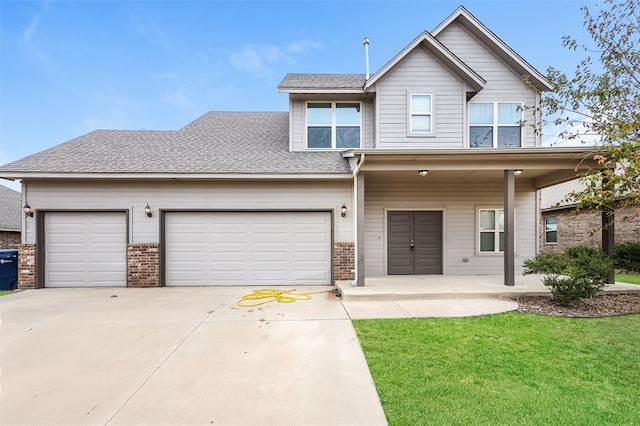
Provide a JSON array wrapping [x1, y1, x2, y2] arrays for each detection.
[[0, 6, 602, 290], [0, 184, 21, 249], [539, 180, 640, 253]]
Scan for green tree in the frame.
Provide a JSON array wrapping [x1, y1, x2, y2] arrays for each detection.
[[543, 0, 639, 210]]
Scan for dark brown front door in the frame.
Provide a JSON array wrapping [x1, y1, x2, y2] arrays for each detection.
[[387, 211, 443, 275]]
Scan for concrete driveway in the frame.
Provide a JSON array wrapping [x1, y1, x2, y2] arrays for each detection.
[[0, 288, 387, 425]]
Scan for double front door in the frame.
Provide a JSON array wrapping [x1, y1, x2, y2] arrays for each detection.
[[387, 211, 443, 275]]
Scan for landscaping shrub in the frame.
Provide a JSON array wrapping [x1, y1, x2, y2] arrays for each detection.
[[523, 245, 611, 306], [612, 241, 640, 273]]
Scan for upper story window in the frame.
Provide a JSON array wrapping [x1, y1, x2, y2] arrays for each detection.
[[469, 102, 522, 148], [409, 94, 432, 135], [306, 102, 361, 149]]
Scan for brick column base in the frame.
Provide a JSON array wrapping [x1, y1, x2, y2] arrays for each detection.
[[127, 243, 160, 288], [18, 244, 37, 289], [334, 242, 355, 281]]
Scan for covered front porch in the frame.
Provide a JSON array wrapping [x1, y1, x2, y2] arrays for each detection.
[[344, 147, 606, 287]]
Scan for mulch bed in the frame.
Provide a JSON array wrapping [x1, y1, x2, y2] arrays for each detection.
[[512, 293, 640, 318]]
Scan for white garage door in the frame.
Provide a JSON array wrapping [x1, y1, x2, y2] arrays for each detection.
[[165, 212, 332, 286], [45, 212, 127, 287]]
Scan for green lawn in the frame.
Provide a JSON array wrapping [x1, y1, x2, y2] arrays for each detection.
[[0, 290, 13, 296], [617, 272, 640, 285], [354, 312, 640, 425]]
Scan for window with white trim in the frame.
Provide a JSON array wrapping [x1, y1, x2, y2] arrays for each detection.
[[306, 102, 361, 149], [409, 94, 432, 134], [544, 217, 558, 243], [478, 208, 505, 253], [469, 102, 522, 148]]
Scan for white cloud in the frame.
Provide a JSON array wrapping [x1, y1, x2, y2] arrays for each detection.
[[162, 88, 194, 109], [285, 39, 323, 54], [22, 15, 41, 43], [21, 0, 53, 43], [229, 38, 322, 76]]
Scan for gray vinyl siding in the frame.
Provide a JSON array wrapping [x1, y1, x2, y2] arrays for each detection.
[[435, 23, 540, 147], [290, 100, 304, 151], [23, 179, 353, 244], [375, 47, 465, 148], [290, 99, 374, 151], [364, 178, 536, 276]]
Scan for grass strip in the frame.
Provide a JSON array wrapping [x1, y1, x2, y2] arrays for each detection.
[[617, 272, 640, 285], [354, 312, 640, 426]]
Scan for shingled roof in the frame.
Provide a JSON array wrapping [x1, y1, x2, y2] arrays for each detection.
[[278, 73, 367, 91], [0, 112, 351, 176], [0, 184, 21, 231]]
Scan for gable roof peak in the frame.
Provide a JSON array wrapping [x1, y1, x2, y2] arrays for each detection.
[[364, 29, 485, 92], [432, 6, 553, 92]]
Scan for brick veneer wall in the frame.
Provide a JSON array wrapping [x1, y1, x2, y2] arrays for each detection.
[[17, 243, 37, 289], [540, 207, 640, 254], [334, 242, 355, 280], [127, 243, 160, 288], [0, 231, 21, 250]]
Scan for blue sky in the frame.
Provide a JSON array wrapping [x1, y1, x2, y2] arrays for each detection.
[[1, 0, 596, 191]]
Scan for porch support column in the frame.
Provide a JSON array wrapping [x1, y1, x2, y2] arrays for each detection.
[[504, 170, 515, 286], [602, 206, 615, 284], [356, 172, 365, 287]]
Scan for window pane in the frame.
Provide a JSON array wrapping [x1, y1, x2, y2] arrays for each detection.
[[469, 103, 493, 124], [499, 232, 504, 252], [498, 127, 521, 147], [480, 232, 495, 252], [411, 115, 431, 133], [545, 217, 558, 243], [470, 127, 493, 147], [498, 210, 504, 231], [307, 127, 331, 148], [498, 103, 521, 125], [307, 103, 331, 125], [412, 95, 431, 114], [480, 210, 495, 230], [545, 217, 557, 232], [546, 231, 558, 243], [336, 103, 360, 124], [336, 127, 360, 148]]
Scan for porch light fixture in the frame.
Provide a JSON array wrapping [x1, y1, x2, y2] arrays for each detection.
[[144, 203, 153, 218], [514, 170, 523, 176], [418, 170, 429, 177], [341, 204, 347, 217], [23, 204, 33, 217]]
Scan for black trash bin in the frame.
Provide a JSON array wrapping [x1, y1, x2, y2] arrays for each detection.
[[0, 249, 18, 290]]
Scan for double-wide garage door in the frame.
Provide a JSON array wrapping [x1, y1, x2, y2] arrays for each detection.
[[45, 212, 127, 287], [165, 212, 332, 286]]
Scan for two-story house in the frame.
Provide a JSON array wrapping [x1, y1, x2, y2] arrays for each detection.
[[0, 7, 599, 290]]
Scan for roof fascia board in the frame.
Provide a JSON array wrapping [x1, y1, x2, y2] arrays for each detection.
[[343, 146, 598, 157], [432, 6, 553, 91], [277, 88, 364, 94], [2, 173, 354, 180], [364, 31, 485, 91]]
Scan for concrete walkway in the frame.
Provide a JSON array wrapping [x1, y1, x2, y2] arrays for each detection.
[[337, 274, 640, 319], [0, 288, 387, 426]]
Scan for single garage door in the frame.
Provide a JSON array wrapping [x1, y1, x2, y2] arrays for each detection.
[[165, 212, 332, 286], [45, 212, 127, 287]]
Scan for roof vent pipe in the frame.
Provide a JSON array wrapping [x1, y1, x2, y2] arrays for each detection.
[[363, 37, 370, 80]]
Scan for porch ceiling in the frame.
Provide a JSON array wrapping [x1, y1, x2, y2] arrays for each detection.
[[346, 147, 602, 189]]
